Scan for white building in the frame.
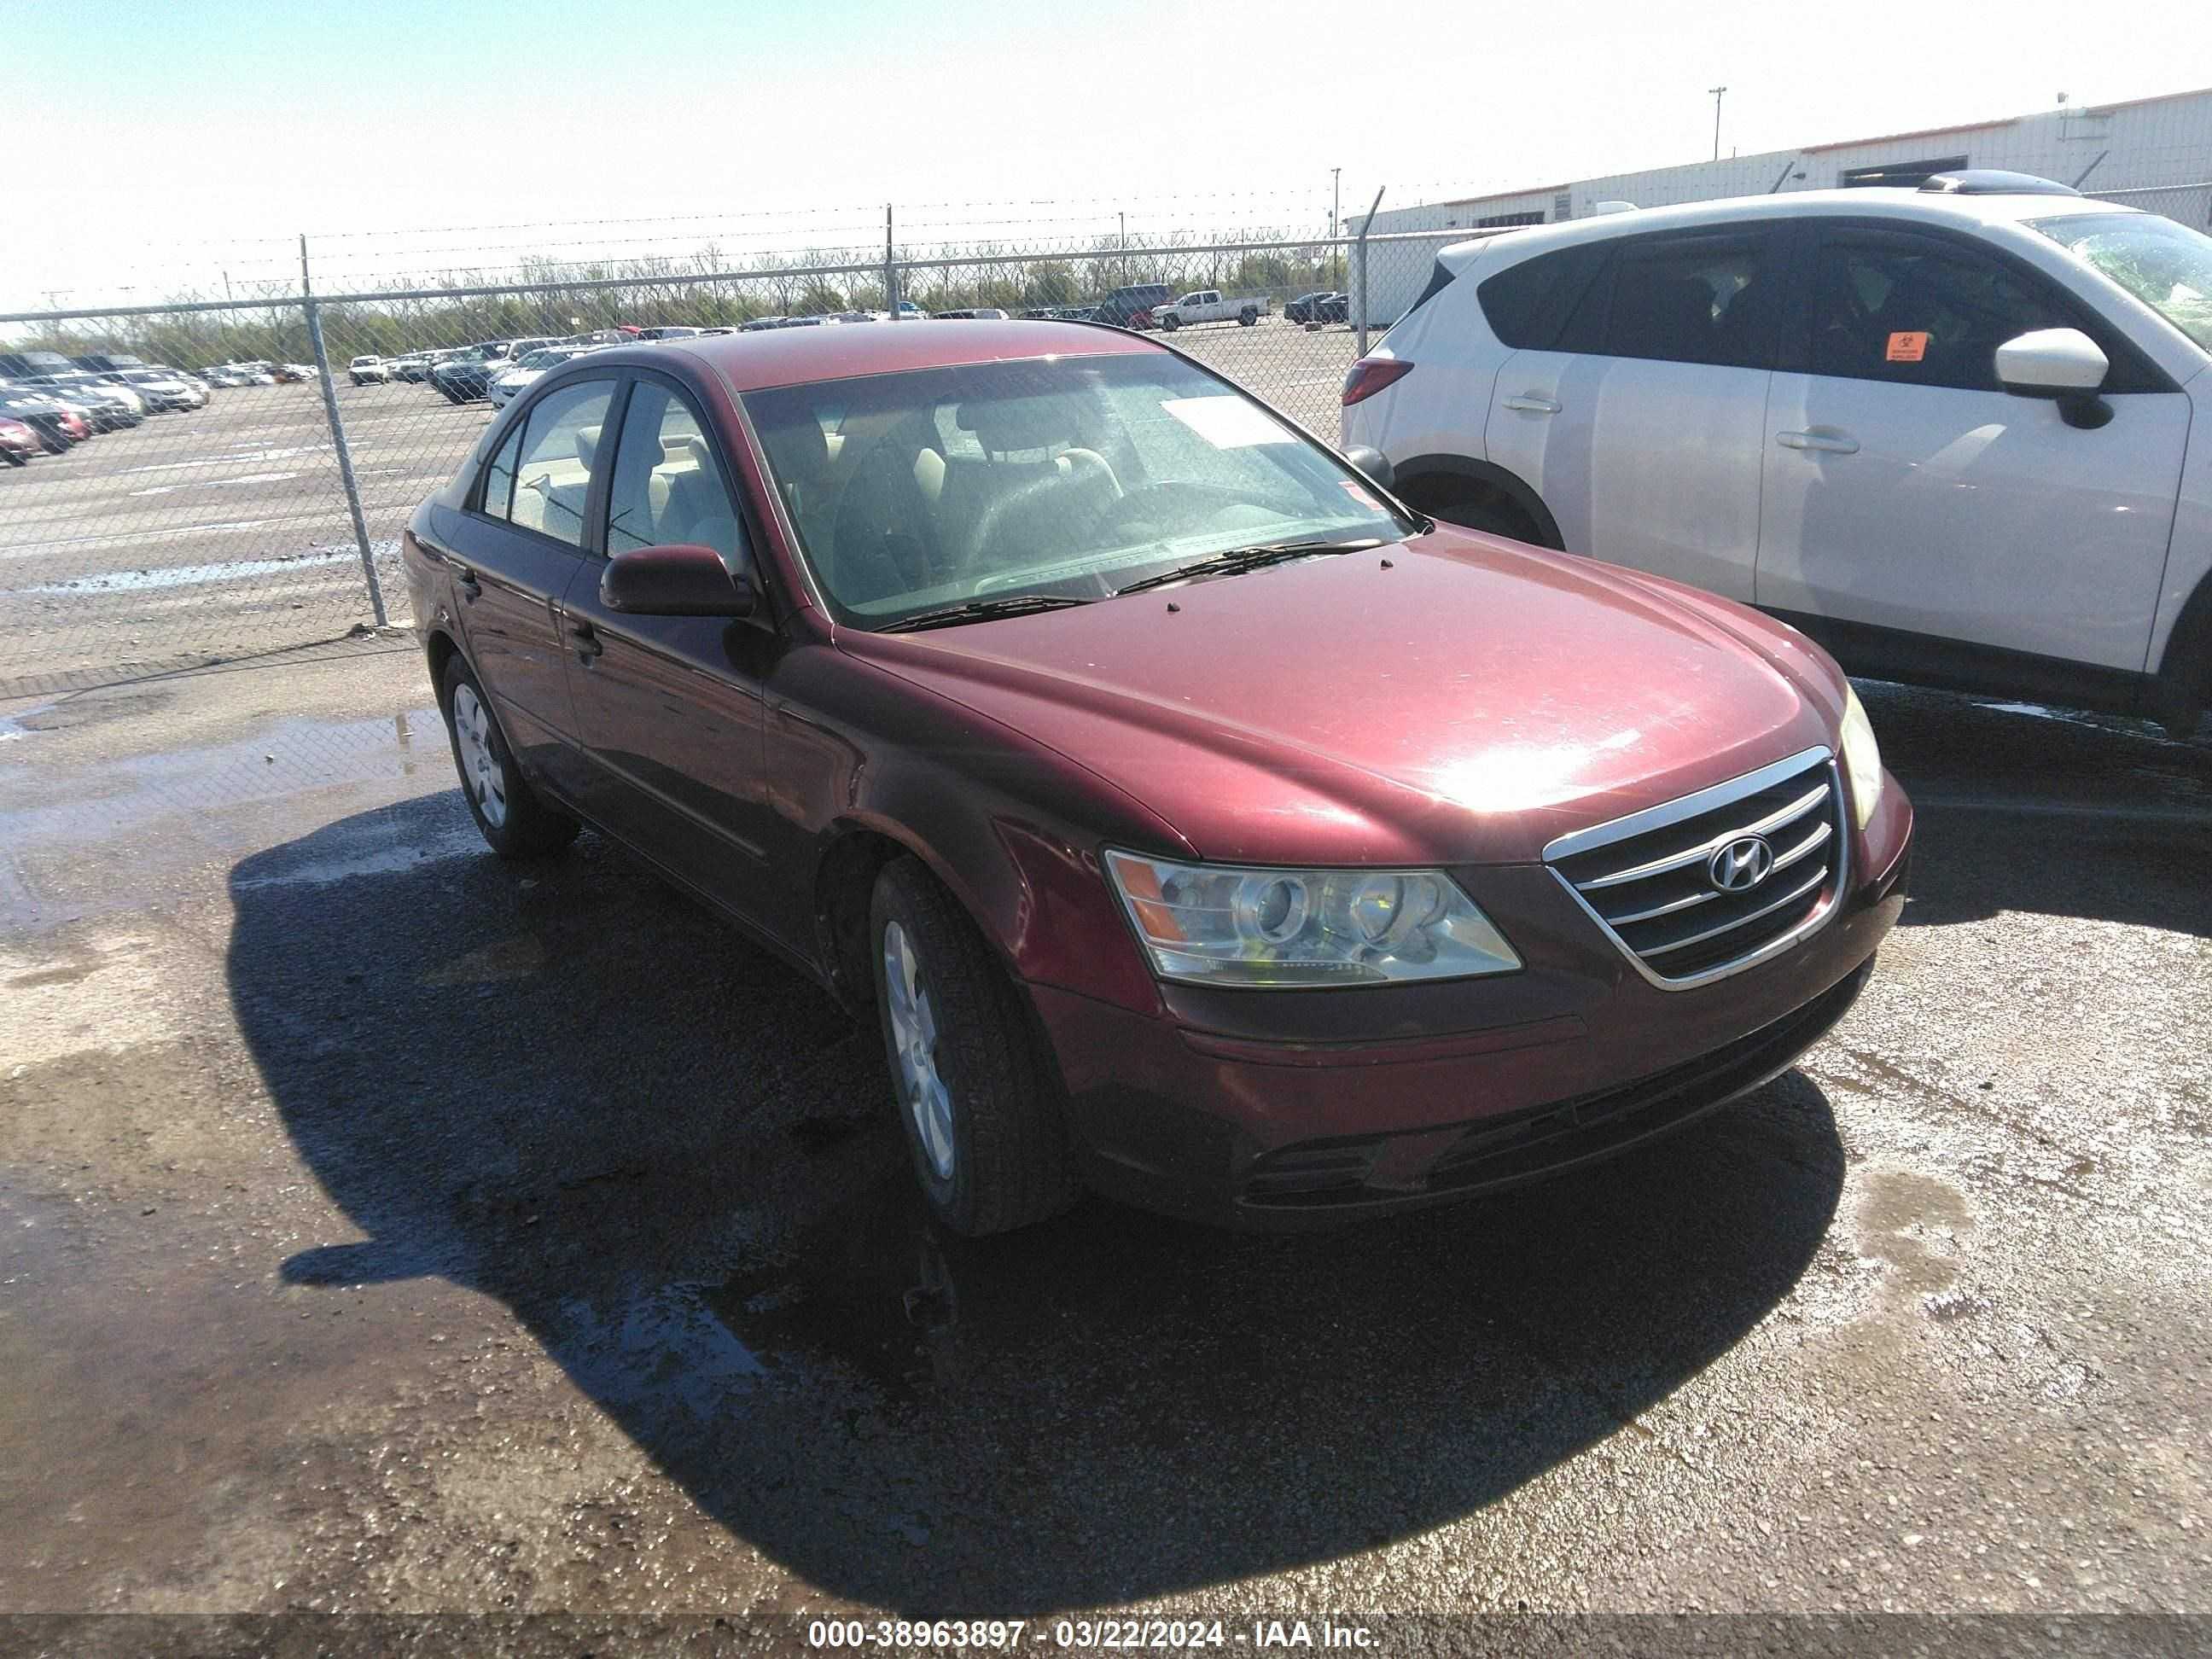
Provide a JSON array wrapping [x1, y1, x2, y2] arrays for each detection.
[[1349, 84, 2212, 325]]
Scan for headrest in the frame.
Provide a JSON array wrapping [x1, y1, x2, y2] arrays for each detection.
[[575, 423, 602, 469]]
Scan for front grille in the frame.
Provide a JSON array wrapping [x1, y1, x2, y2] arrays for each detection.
[[1545, 748, 1844, 988]]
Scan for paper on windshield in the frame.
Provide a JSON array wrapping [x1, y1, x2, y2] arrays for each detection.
[[1160, 396, 1296, 449]]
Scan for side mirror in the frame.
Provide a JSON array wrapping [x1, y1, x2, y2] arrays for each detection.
[[1995, 328, 2112, 430], [1344, 445, 1395, 492], [601, 543, 758, 618], [1995, 327, 2108, 393]]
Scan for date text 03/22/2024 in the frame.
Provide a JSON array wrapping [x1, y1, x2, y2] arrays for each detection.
[[806, 1618, 1378, 1650]]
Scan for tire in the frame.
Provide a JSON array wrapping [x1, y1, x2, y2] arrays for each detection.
[[870, 857, 1075, 1237], [1404, 476, 1546, 545], [1238, 307, 1257, 326], [1161, 312, 1180, 331], [439, 654, 580, 859], [2, 449, 26, 467]]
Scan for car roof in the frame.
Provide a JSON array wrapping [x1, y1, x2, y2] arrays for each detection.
[[1438, 184, 2142, 269], [643, 318, 1160, 393]]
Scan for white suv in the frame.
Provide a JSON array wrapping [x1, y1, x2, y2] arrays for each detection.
[[1342, 172, 2212, 735]]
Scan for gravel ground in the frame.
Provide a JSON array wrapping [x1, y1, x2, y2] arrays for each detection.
[[0, 643, 2206, 1655]]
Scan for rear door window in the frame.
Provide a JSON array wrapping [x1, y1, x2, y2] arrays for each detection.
[[508, 379, 616, 548], [1597, 230, 1778, 370]]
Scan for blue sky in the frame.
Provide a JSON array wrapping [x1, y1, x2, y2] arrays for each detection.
[[9, 0, 2209, 310]]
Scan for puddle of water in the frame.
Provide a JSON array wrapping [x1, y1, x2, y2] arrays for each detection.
[[14, 551, 352, 596], [0, 705, 445, 929]]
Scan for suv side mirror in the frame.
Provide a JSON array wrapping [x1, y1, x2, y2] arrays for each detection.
[[1996, 328, 2113, 429], [1344, 445, 1395, 492], [602, 543, 758, 618], [1995, 327, 2109, 394]]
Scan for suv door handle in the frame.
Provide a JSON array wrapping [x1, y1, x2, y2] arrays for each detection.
[[1777, 429, 1860, 455], [452, 565, 481, 601], [1503, 395, 1562, 415], [568, 620, 603, 663]]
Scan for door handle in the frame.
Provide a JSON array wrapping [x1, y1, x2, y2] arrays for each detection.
[[1503, 395, 1562, 415], [452, 565, 481, 601], [1776, 430, 1860, 455], [568, 620, 603, 663]]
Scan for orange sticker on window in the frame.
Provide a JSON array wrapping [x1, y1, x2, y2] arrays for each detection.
[[1885, 331, 1930, 363]]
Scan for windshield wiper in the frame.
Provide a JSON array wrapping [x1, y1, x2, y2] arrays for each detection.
[[875, 593, 1096, 634], [1113, 537, 1386, 597]]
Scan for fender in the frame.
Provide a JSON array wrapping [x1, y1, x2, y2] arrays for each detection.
[[2148, 569, 2212, 732], [1388, 452, 1564, 550]]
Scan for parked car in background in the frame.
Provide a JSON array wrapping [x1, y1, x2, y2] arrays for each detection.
[[931, 307, 1010, 320], [69, 353, 147, 375], [1342, 170, 2212, 736], [0, 389, 89, 450], [0, 351, 76, 381], [435, 338, 566, 403], [1154, 289, 1267, 329], [429, 342, 518, 403], [350, 354, 391, 386], [33, 374, 143, 429], [486, 345, 602, 408], [1092, 282, 1172, 329], [1286, 291, 1348, 324], [117, 369, 205, 410], [405, 322, 1909, 1235], [634, 326, 702, 340], [0, 416, 38, 465]]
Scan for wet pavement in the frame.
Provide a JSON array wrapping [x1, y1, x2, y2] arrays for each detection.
[[0, 649, 2208, 1630]]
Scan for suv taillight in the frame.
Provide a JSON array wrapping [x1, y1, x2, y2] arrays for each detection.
[[1342, 358, 1413, 406]]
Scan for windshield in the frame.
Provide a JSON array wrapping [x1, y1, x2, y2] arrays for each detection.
[[2033, 212, 2212, 352], [744, 352, 1412, 629]]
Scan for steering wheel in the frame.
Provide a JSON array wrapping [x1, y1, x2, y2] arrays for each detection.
[[1086, 480, 1220, 543], [958, 450, 1124, 580]]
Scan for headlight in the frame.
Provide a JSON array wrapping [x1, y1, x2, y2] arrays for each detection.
[[1103, 850, 1521, 987], [1839, 685, 1884, 831]]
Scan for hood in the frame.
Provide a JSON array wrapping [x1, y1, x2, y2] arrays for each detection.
[[843, 527, 1844, 866]]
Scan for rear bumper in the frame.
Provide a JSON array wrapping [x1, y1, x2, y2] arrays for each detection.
[[1029, 796, 1910, 1230]]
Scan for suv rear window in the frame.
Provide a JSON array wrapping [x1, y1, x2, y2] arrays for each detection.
[[1475, 243, 1609, 349]]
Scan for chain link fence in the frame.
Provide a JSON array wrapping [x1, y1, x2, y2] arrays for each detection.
[[0, 228, 1470, 696], [3, 169, 2206, 696]]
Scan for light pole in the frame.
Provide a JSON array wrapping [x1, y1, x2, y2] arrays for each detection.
[[1708, 85, 1726, 162], [1330, 166, 1342, 240], [1119, 210, 1127, 288]]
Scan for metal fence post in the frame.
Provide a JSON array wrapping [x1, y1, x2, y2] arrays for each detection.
[[299, 234, 387, 628], [1355, 187, 1386, 356], [885, 203, 899, 321]]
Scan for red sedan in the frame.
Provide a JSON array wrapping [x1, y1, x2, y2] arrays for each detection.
[[0, 416, 37, 465], [404, 322, 1910, 1233]]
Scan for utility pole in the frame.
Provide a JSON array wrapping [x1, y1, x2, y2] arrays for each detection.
[[1119, 210, 1127, 288], [1330, 166, 1342, 240], [1708, 85, 1727, 161]]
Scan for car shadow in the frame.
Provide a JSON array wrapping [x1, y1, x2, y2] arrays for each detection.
[[233, 792, 1846, 1615], [1854, 680, 2212, 940]]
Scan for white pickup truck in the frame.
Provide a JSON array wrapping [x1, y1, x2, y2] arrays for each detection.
[[1154, 290, 1270, 330]]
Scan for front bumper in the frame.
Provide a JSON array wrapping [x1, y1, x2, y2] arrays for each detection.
[[1029, 789, 1911, 1229]]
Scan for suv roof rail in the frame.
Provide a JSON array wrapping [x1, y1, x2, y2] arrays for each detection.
[[1918, 169, 2080, 197]]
